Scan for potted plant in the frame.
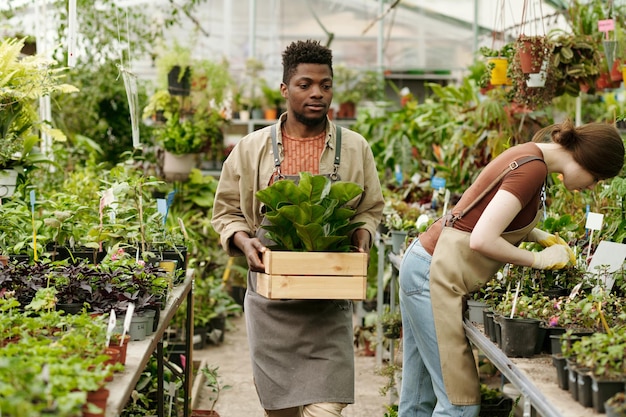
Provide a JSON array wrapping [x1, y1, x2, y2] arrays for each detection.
[[515, 34, 550, 74], [380, 308, 402, 339], [606, 392, 626, 417], [192, 364, 232, 416], [260, 80, 284, 120], [156, 109, 225, 181], [254, 172, 368, 300], [332, 64, 363, 118], [478, 43, 515, 87], [142, 89, 180, 123], [0, 37, 76, 196], [239, 57, 266, 119], [549, 30, 603, 96], [191, 58, 235, 112], [155, 41, 193, 96]]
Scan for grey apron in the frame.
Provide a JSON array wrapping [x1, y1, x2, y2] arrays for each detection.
[[244, 124, 355, 410], [429, 156, 545, 405]]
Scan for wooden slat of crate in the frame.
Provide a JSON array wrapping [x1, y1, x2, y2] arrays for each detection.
[[257, 273, 366, 300], [263, 250, 367, 276]]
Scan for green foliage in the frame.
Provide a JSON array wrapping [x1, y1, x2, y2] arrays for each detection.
[[256, 172, 365, 252], [0, 37, 77, 169], [200, 364, 232, 412]]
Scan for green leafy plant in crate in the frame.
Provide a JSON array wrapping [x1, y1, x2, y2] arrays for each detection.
[[256, 172, 365, 252]]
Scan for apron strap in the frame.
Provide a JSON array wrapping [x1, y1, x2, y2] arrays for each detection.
[[445, 155, 544, 226], [270, 122, 342, 180]]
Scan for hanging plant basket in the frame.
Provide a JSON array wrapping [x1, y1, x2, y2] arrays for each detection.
[[167, 65, 191, 96], [517, 35, 548, 74], [487, 57, 510, 86]]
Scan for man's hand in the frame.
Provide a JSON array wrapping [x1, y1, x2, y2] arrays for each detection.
[[232, 231, 266, 272], [351, 229, 371, 254]]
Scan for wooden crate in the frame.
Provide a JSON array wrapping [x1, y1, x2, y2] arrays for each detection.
[[256, 250, 368, 300]]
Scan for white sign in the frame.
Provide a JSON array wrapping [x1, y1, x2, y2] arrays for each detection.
[[585, 212, 604, 231]]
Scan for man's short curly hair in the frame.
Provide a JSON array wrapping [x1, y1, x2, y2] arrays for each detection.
[[282, 39, 333, 84]]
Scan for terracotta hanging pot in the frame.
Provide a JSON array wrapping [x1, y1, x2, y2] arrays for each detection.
[[517, 36, 546, 74]]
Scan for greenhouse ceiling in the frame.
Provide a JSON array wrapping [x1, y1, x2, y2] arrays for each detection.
[[0, 0, 609, 82]]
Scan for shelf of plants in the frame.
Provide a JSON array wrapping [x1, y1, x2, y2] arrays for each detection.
[[105, 272, 194, 417]]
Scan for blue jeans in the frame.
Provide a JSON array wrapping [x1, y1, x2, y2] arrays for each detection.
[[398, 238, 480, 417]]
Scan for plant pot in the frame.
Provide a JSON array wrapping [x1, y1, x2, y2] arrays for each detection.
[[209, 315, 227, 344], [141, 308, 157, 336], [487, 57, 510, 86], [251, 108, 264, 119], [545, 326, 567, 354], [479, 396, 513, 417], [526, 70, 547, 88], [389, 230, 407, 254], [55, 302, 84, 315], [493, 314, 502, 346], [552, 354, 569, 390], [466, 299, 487, 324], [163, 151, 197, 182], [605, 392, 626, 417], [82, 387, 109, 417], [606, 403, 626, 417], [238, 109, 250, 121], [499, 317, 540, 357], [337, 101, 356, 119], [568, 363, 579, 401], [577, 368, 593, 408], [263, 108, 277, 120], [167, 65, 191, 96], [482, 310, 493, 338], [592, 377, 626, 413], [110, 334, 131, 365], [518, 37, 546, 74], [0, 169, 18, 198], [115, 313, 151, 341]]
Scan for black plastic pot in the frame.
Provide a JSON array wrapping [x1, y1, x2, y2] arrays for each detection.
[[500, 317, 540, 358]]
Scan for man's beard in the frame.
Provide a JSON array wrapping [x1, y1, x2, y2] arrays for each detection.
[[293, 110, 327, 127]]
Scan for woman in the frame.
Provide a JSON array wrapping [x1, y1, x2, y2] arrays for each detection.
[[398, 119, 625, 417]]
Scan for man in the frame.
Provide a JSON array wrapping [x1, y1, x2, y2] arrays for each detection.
[[211, 39, 384, 417]]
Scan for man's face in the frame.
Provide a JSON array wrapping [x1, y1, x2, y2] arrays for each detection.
[[281, 63, 333, 126]]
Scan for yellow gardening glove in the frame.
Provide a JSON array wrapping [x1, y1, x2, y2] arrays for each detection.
[[531, 245, 571, 270], [527, 228, 576, 265]]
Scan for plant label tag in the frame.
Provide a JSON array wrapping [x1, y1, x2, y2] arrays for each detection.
[[157, 198, 167, 217], [124, 303, 135, 335], [431, 176, 446, 190], [106, 309, 117, 347], [587, 240, 626, 291], [585, 212, 603, 231], [598, 19, 615, 32]]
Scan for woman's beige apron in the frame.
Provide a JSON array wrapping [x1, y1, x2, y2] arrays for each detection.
[[429, 155, 545, 405], [244, 123, 355, 410]]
